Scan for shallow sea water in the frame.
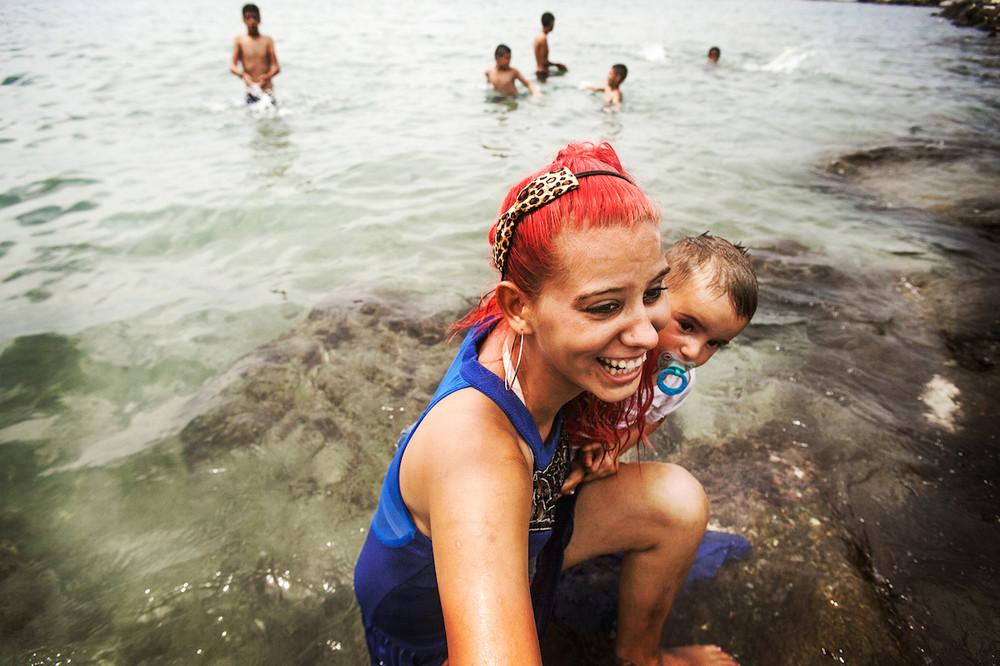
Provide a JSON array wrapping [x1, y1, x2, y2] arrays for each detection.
[[2, 1, 999, 664]]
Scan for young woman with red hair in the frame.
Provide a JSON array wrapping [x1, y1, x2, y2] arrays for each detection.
[[354, 143, 736, 666]]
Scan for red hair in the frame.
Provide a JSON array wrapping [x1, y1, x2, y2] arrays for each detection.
[[453, 142, 662, 456]]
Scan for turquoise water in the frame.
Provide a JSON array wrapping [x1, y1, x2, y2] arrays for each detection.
[[3, 0, 999, 663]]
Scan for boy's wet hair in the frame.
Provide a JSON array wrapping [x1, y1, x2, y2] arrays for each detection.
[[495, 44, 511, 59], [666, 232, 757, 320], [541, 12, 555, 28], [242, 3, 260, 19], [612, 63, 628, 82]]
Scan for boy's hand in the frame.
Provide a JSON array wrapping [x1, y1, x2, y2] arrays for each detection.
[[242, 73, 255, 86], [560, 443, 619, 496]]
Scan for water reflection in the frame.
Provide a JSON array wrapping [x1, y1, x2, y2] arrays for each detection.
[[250, 115, 296, 179]]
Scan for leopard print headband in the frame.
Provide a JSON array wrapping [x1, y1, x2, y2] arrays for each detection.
[[492, 167, 634, 277]]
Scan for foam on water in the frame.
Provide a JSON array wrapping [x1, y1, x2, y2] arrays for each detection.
[[638, 43, 666, 62]]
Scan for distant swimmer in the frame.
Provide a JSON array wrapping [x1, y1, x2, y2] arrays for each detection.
[[707, 46, 721, 64], [230, 3, 280, 105], [589, 63, 627, 110], [533, 11, 567, 82], [486, 44, 540, 97]]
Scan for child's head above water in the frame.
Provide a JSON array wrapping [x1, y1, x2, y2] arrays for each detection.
[[658, 232, 757, 368], [541, 11, 555, 32], [242, 3, 261, 32], [494, 43, 512, 67], [608, 63, 628, 88]]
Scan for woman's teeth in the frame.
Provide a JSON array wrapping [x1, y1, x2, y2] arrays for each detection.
[[598, 353, 647, 375]]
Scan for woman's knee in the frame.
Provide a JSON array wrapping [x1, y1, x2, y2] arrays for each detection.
[[636, 463, 709, 533]]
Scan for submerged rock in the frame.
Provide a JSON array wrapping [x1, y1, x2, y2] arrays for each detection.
[[825, 141, 964, 179], [178, 295, 461, 516], [823, 140, 1000, 231]]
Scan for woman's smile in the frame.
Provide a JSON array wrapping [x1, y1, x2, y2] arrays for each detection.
[[596, 352, 647, 378]]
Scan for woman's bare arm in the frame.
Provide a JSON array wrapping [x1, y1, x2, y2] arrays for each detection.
[[412, 398, 542, 665]]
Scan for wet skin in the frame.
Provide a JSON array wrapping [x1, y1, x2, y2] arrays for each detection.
[[230, 15, 280, 90], [485, 53, 537, 96]]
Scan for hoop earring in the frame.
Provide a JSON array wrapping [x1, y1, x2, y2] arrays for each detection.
[[502, 333, 525, 399]]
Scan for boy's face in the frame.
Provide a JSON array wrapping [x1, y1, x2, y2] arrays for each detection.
[[243, 13, 260, 31], [496, 53, 511, 68], [607, 68, 621, 87], [658, 266, 748, 368]]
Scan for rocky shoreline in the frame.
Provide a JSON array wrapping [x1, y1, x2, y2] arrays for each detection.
[[858, 0, 1000, 33], [939, 0, 1000, 32]]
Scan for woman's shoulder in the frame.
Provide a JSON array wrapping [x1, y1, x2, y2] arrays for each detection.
[[399, 387, 535, 534], [416, 387, 530, 465]]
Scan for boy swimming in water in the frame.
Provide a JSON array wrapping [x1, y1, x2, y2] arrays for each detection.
[[589, 63, 628, 110], [563, 233, 758, 487], [230, 3, 280, 105], [486, 44, 540, 97], [534, 12, 568, 81]]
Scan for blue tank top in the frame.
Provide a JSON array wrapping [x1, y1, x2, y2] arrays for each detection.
[[353, 323, 571, 666]]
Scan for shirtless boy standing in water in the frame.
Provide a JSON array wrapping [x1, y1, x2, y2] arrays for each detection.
[[533, 12, 567, 82], [485, 44, 539, 97], [230, 4, 280, 104]]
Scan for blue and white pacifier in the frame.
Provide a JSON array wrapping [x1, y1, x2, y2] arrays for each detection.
[[655, 352, 693, 396]]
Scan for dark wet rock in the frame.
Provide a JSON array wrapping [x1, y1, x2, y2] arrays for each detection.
[[855, 0, 1000, 34], [939, 0, 1000, 33], [916, 275, 1000, 370], [859, 0, 943, 6], [794, 138, 1000, 664], [940, 195, 1000, 228], [743, 241, 861, 327], [822, 140, 1000, 233], [824, 141, 964, 179]]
